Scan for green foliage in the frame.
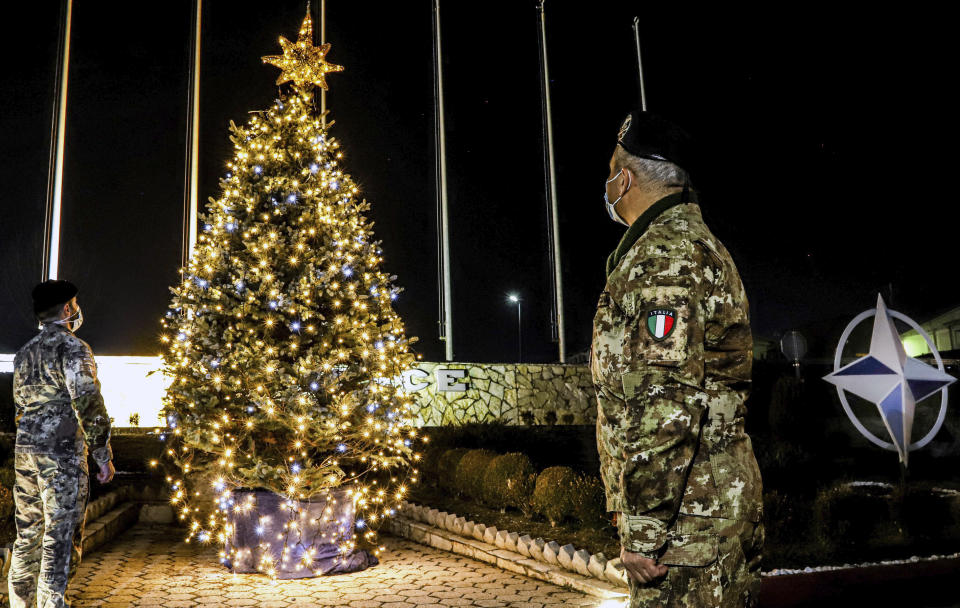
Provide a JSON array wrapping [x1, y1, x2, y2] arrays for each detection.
[[454, 449, 497, 499], [813, 482, 903, 555], [0, 485, 12, 522], [416, 436, 441, 483], [531, 466, 578, 526], [900, 485, 960, 544], [482, 452, 535, 512], [437, 448, 470, 493], [572, 475, 607, 528], [764, 490, 805, 546], [415, 423, 600, 477], [0, 458, 14, 490], [762, 489, 821, 566], [0, 457, 12, 535]]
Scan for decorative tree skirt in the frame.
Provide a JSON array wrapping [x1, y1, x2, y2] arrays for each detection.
[[224, 489, 378, 579]]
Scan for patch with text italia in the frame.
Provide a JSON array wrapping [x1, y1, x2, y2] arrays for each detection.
[[646, 309, 676, 341]]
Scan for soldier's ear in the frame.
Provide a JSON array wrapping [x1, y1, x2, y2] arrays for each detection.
[[620, 168, 634, 194]]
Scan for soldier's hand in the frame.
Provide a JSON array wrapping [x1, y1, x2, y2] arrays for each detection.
[[620, 546, 668, 583], [97, 460, 115, 484]]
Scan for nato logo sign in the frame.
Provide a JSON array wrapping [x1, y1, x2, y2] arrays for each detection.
[[824, 295, 955, 465]]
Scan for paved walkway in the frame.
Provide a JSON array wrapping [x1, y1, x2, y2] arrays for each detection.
[[3, 524, 601, 607]]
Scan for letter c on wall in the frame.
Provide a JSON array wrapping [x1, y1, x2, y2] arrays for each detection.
[[402, 368, 430, 392]]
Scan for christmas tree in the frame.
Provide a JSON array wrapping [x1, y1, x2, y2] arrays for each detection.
[[159, 8, 420, 575]]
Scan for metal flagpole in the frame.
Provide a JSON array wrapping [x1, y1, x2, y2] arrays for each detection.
[[320, 0, 326, 128], [536, 0, 566, 363], [632, 16, 647, 111], [517, 299, 523, 363], [183, 0, 202, 266], [432, 0, 454, 361], [42, 0, 73, 281]]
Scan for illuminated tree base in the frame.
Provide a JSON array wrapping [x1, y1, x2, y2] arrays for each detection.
[[223, 488, 377, 579]]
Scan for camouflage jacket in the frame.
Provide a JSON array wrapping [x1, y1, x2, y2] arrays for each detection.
[[13, 323, 113, 467], [591, 192, 762, 557]]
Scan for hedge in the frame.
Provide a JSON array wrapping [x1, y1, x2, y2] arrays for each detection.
[[455, 449, 497, 499], [572, 475, 607, 527], [482, 452, 536, 512], [437, 448, 470, 493], [433, 447, 608, 527], [531, 466, 579, 526]]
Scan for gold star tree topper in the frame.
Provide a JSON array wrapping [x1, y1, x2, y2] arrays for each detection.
[[262, 6, 344, 91]]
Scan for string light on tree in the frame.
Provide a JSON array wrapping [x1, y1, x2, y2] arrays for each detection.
[[158, 6, 420, 578]]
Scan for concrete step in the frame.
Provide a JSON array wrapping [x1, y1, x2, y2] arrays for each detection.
[[81, 501, 140, 554], [2, 489, 144, 579]]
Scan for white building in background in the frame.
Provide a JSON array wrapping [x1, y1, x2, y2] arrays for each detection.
[[1, 354, 168, 429], [901, 305, 960, 357]]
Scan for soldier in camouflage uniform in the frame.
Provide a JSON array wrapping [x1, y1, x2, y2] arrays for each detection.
[[592, 111, 763, 607], [8, 280, 114, 608]]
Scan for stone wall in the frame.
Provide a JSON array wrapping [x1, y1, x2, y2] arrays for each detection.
[[404, 363, 596, 426], [1, 363, 599, 431]]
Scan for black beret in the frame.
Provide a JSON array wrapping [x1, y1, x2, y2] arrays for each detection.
[[32, 280, 78, 314], [617, 110, 695, 175]]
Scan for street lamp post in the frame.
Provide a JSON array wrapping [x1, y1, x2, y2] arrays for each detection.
[[508, 294, 522, 363]]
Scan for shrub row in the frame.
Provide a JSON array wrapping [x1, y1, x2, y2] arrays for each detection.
[[0, 485, 12, 522], [438, 448, 606, 527], [812, 482, 960, 553]]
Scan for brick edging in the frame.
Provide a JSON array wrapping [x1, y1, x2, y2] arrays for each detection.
[[387, 502, 628, 600], [389, 500, 960, 607]]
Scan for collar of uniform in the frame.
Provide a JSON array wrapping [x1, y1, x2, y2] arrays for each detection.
[[41, 321, 68, 333], [605, 190, 698, 277]]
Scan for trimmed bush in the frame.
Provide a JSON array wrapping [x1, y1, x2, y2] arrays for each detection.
[[762, 489, 820, 566], [482, 452, 536, 512], [437, 448, 470, 493], [455, 449, 497, 499], [0, 485, 12, 521], [0, 458, 14, 490], [901, 486, 960, 543], [572, 475, 607, 528], [531, 466, 578, 526], [813, 482, 903, 555], [416, 437, 441, 484]]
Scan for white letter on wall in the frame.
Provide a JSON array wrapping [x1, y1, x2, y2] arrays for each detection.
[[436, 369, 468, 392], [402, 368, 430, 393]]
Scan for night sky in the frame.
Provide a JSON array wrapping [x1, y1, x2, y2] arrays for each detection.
[[1, 1, 956, 362]]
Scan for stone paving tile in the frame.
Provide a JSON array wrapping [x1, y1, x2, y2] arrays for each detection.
[[1, 524, 606, 607]]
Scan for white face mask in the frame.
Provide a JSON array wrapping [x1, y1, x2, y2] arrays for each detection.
[[604, 169, 632, 226], [54, 306, 84, 332]]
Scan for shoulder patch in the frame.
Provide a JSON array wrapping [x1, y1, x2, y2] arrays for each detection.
[[646, 309, 677, 341]]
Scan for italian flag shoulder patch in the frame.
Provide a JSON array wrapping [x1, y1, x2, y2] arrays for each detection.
[[646, 309, 677, 341]]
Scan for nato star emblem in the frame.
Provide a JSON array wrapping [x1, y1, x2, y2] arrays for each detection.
[[824, 295, 955, 465]]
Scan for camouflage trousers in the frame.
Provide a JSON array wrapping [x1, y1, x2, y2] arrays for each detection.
[[7, 452, 89, 608], [628, 515, 763, 608]]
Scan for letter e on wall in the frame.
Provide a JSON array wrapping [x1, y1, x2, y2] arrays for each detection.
[[436, 369, 468, 392]]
